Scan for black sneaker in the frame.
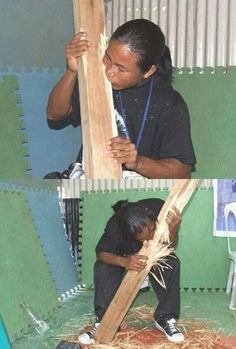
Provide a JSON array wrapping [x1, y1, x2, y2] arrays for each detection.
[[155, 317, 184, 343], [56, 340, 82, 348]]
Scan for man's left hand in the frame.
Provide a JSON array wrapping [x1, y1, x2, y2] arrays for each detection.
[[166, 207, 182, 245], [107, 136, 138, 170], [166, 207, 181, 232]]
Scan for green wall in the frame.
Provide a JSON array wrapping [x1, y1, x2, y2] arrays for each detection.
[[172, 67, 236, 178], [80, 187, 229, 289]]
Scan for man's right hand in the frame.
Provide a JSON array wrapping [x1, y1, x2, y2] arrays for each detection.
[[66, 32, 90, 73], [124, 254, 148, 272]]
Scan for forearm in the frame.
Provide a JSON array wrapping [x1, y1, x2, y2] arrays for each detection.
[[46, 69, 77, 121], [97, 252, 126, 268], [134, 156, 191, 179], [166, 206, 181, 249], [169, 232, 178, 248]]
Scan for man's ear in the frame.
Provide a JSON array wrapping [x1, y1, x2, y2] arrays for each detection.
[[144, 65, 158, 79]]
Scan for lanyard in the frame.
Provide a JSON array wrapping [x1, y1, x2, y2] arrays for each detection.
[[116, 76, 154, 150]]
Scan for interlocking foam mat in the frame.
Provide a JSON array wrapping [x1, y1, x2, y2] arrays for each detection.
[[0, 183, 79, 342], [80, 188, 229, 289], [0, 75, 31, 179], [0, 188, 58, 341], [17, 68, 81, 178], [1, 67, 236, 178], [0, 181, 79, 296], [26, 188, 79, 295], [172, 67, 236, 178], [0, 68, 81, 179]]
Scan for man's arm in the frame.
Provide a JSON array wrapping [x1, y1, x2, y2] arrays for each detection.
[[166, 206, 182, 248], [46, 69, 78, 121], [97, 252, 148, 272], [133, 155, 191, 178], [46, 32, 89, 121], [107, 136, 191, 178]]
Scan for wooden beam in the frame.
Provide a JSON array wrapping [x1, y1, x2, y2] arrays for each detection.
[[95, 179, 200, 343], [73, 0, 122, 179]]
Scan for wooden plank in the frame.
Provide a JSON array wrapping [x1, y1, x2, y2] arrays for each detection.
[[95, 179, 200, 343], [72, 0, 122, 179]]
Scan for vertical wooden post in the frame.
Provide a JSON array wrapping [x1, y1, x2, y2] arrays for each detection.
[[72, 0, 122, 179], [95, 179, 200, 343]]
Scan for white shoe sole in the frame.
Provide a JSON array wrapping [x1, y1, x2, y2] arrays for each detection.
[[78, 333, 96, 345]]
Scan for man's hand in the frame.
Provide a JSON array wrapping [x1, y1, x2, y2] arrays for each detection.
[[166, 207, 182, 246], [124, 254, 148, 272], [107, 136, 138, 170], [66, 31, 90, 73], [107, 137, 191, 179], [166, 207, 182, 232]]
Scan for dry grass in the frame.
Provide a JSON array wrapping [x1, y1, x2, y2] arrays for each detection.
[[59, 305, 225, 349]]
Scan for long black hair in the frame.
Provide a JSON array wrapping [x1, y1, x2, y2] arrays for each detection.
[[112, 200, 155, 239], [110, 19, 172, 81]]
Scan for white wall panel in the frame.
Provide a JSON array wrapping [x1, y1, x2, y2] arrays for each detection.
[[176, 0, 187, 69], [158, 0, 169, 35], [126, 0, 135, 21], [167, 0, 177, 67], [105, 0, 236, 70], [205, 0, 218, 70], [195, 0, 207, 70], [216, 0, 227, 67], [229, 0, 236, 66], [150, 0, 159, 23], [185, 0, 196, 70], [60, 179, 212, 198]]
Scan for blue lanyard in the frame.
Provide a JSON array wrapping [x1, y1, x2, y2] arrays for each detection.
[[117, 76, 154, 150]]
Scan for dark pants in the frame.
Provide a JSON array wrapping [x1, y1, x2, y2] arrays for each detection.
[[94, 254, 180, 322]]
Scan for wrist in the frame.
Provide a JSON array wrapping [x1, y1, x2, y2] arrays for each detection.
[[66, 67, 78, 77], [133, 155, 142, 172], [117, 256, 125, 268], [125, 155, 140, 171]]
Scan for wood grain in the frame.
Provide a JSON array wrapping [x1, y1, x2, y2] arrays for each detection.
[[73, 0, 122, 179]]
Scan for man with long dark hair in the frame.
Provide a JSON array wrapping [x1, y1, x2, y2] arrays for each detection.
[[79, 198, 184, 345], [46, 19, 196, 179]]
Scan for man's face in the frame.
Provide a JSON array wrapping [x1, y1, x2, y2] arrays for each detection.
[[102, 40, 146, 90], [134, 220, 156, 242]]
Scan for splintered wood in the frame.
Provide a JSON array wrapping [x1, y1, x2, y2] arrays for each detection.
[[95, 179, 200, 343], [73, 0, 122, 179]]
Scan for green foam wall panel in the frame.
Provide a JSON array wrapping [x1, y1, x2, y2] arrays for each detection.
[[176, 187, 228, 288], [173, 67, 236, 178], [1, 68, 236, 179], [0, 189, 58, 342], [80, 188, 229, 289], [0, 75, 31, 179]]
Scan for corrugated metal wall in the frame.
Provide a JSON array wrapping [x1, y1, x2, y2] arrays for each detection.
[[106, 0, 236, 71], [60, 179, 212, 198]]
